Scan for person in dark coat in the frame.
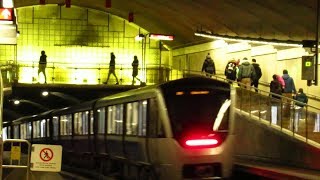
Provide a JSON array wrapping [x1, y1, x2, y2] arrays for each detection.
[[132, 55, 139, 85], [38, 50, 47, 83], [201, 53, 216, 77], [282, 69, 296, 116], [104, 52, 119, 85], [251, 59, 262, 92]]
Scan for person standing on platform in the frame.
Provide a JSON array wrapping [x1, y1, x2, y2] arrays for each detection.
[[38, 50, 47, 84], [104, 52, 119, 85], [131, 55, 140, 85], [282, 69, 296, 116], [237, 57, 256, 90], [201, 53, 216, 77], [251, 59, 262, 92], [294, 88, 308, 126]]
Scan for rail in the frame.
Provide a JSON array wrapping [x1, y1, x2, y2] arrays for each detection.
[[2, 139, 31, 180], [184, 70, 320, 148], [234, 80, 320, 148]]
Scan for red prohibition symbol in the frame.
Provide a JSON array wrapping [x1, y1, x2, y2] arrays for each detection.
[[40, 148, 53, 162]]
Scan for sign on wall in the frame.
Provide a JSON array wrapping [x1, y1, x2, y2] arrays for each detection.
[[30, 144, 62, 172]]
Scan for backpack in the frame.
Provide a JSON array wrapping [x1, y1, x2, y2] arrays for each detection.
[[225, 62, 236, 80]]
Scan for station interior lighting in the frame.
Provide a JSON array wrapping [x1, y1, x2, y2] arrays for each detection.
[[149, 33, 174, 41], [194, 31, 303, 48], [2, 0, 14, 8]]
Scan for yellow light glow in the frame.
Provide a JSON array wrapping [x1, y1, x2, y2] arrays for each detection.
[[176, 91, 184, 95], [190, 91, 209, 95]]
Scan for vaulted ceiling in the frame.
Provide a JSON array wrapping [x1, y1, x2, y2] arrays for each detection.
[[13, 0, 318, 49]]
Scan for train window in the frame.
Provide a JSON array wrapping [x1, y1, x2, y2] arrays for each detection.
[[126, 102, 139, 135], [164, 89, 230, 138], [90, 110, 94, 134], [138, 100, 147, 136], [3, 127, 7, 140], [26, 122, 32, 139], [8, 126, 11, 139], [33, 121, 40, 138], [74, 111, 89, 135], [74, 112, 82, 135], [46, 119, 50, 137], [107, 104, 124, 135], [126, 100, 148, 136], [40, 119, 46, 137], [13, 125, 19, 139], [149, 98, 164, 137], [60, 114, 72, 136], [53, 116, 59, 137], [82, 111, 89, 135], [20, 124, 27, 139], [97, 108, 106, 134]]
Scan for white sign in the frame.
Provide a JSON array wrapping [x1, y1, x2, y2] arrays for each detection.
[[0, 24, 17, 44], [30, 144, 62, 172]]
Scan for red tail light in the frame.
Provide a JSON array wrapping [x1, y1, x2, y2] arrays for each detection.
[[179, 132, 227, 149], [185, 139, 218, 147]]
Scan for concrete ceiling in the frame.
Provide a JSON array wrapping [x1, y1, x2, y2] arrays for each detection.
[[13, 0, 318, 49]]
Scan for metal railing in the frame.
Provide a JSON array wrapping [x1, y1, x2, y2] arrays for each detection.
[[12, 61, 179, 85], [2, 139, 31, 180], [233, 80, 320, 148]]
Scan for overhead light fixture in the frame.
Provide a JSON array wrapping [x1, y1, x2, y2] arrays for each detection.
[[194, 31, 303, 48], [150, 33, 174, 41], [13, 100, 20, 105], [41, 91, 49, 96], [2, 0, 14, 8]]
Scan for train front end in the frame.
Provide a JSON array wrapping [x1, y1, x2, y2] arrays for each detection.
[[158, 77, 235, 179]]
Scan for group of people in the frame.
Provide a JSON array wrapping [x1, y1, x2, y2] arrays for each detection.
[[37, 51, 140, 85], [103, 52, 140, 85], [206, 55, 308, 119], [223, 57, 262, 92], [269, 69, 308, 107]]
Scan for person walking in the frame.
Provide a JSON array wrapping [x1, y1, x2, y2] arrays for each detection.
[[251, 59, 262, 92], [38, 50, 47, 84], [201, 53, 215, 77], [224, 59, 237, 83], [131, 55, 140, 85], [237, 57, 256, 90], [282, 69, 296, 116], [104, 52, 119, 85], [269, 74, 282, 125]]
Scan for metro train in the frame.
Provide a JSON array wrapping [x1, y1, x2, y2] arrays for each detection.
[[3, 76, 236, 179]]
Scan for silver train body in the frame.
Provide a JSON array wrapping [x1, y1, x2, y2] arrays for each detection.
[[4, 76, 236, 179]]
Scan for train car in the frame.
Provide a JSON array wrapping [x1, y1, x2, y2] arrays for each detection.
[[93, 76, 236, 179], [50, 100, 97, 167], [10, 110, 55, 143]]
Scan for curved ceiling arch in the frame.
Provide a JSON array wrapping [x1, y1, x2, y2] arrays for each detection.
[[13, 0, 318, 48]]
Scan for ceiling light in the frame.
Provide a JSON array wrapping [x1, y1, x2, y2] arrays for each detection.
[[195, 32, 302, 48]]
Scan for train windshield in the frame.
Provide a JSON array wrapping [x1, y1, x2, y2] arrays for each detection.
[[163, 88, 230, 138]]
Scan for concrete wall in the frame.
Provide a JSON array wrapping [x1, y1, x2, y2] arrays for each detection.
[[234, 110, 320, 171]]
